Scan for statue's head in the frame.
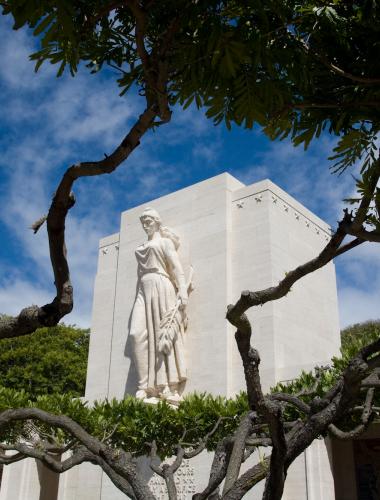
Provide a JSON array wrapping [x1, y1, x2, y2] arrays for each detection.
[[140, 207, 161, 237], [139, 207, 180, 248]]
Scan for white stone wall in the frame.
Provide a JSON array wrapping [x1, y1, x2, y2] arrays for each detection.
[[230, 179, 340, 391], [85, 174, 339, 405], [86, 172, 245, 403], [0, 173, 340, 500]]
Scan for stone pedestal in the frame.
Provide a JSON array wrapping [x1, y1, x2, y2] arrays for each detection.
[[0, 173, 340, 499]]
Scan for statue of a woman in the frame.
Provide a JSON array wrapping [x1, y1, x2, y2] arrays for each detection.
[[129, 208, 189, 402]]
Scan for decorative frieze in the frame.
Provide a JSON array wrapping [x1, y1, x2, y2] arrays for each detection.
[[234, 189, 330, 240], [99, 243, 120, 256]]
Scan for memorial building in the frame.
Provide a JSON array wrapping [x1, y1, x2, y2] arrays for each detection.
[[0, 173, 345, 499]]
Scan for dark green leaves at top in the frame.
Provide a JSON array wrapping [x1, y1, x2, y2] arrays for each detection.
[[3, 0, 380, 173], [33, 12, 55, 36], [329, 126, 379, 174]]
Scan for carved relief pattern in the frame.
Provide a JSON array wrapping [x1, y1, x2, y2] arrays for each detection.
[[148, 460, 196, 499], [99, 243, 119, 256], [234, 189, 331, 239]]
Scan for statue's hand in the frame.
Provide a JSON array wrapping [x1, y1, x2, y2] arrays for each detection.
[[178, 290, 188, 310]]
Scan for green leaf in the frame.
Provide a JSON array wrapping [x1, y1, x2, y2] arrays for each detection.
[[33, 13, 55, 36]]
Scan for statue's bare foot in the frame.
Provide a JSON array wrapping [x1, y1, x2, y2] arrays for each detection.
[[166, 391, 182, 405], [160, 384, 171, 399], [144, 396, 160, 405], [159, 385, 182, 405], [135, 389, 148, 400]]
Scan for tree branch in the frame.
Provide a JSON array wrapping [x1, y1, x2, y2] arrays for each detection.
[[231, 318, 288, 500], [147, 440, 182, 500], [0, 408, 153, 500], [226, 296, 380, 499], [0, 450, 26, 465], [193, 438, 233, 500], [227, 212, 350, 331], [333, 237, 365, 256], [329, 387, 375, 440], [303, 38, 380, 85], [261, 401, 287, 500], [351, 159, 380, 231], [222, 414, 253, 495], [284, 339, 380, 469], [180, 417, 231, 459], [127, 0, 176, 122], [0, 104, 158, 341], [268, 393, 310, 415], [245, 437, 272, 447], [341, 226, 380, 243], [221, 458, 270, 500], [0, 0, 183, 341]]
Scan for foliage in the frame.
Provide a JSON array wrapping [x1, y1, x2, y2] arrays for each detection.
[[341, 319, 380, 354], [1, 2, 379, 146], [272, 319, 380, 423], [3, 1, 380, 230], [0, 389, 248, 458], [0, 323, 89, 397], [0, 320, 377, 458]]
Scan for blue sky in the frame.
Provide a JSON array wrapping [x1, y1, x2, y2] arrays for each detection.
[[0, 16, 379, 329]]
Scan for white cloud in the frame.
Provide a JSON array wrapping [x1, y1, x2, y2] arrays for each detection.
[[0, 19, 45, 90], [339, 284, 380, 328], [335, 239, 380, 327], [235, 136, 356, 227], [0, 273, 92, 328], [0, 276, 51, 317], [237, 164, 269, 185], [193, 142, 221, 163], [165, 105, 214, 141], [37, 75, 140, 148]]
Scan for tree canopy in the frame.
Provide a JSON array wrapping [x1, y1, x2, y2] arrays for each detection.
[[341, 319, 380, 353], [3, 0, 380, 161], [0, 323, 89, 397]]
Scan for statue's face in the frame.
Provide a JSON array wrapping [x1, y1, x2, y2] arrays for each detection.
[[141, 216, 159, 237]]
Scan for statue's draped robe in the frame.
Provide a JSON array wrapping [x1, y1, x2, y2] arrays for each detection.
[[130, 237, 186, 391]]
